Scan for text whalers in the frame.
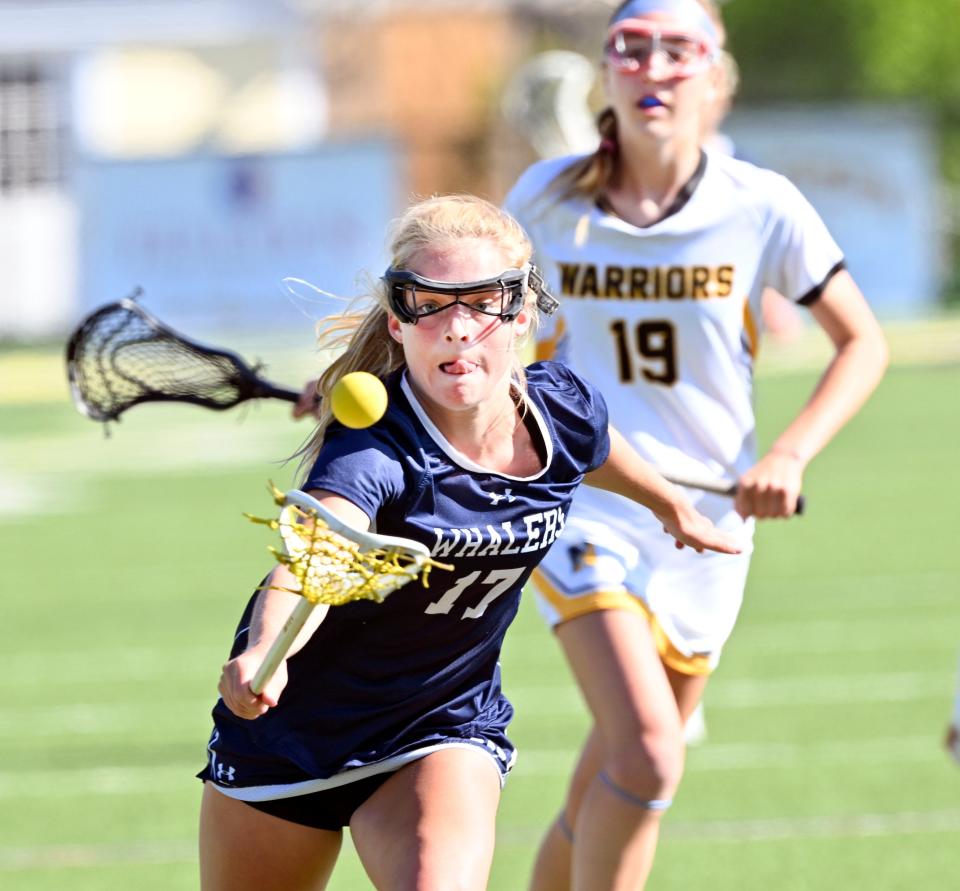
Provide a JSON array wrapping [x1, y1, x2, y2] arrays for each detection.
[[431, 508, 567, 558]]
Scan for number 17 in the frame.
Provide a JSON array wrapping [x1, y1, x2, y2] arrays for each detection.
[[425, 567, 526, 619]]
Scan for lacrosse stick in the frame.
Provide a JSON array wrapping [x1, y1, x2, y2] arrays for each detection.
[[501, 50, 599, 159], [65, 295, 805, 513], [661, 471, 806, 515], [66, 290, 300, 424], [245, 486, 452, 695]]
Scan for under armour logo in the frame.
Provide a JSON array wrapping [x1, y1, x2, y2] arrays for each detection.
[[488, 489, 516, 506], [216, 764, 236, 782]]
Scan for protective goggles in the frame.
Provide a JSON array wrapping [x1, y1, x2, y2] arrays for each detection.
[[605, 28, 716, 78], [604, 0, 719, 79], [384, 264, 559, 325]]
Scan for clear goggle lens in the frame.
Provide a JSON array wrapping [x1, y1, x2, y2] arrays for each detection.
[[385, 266, 558, 324], [605, 29, 714, 78]]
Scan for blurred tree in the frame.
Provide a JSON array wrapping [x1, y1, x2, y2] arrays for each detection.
[[725, 0, 960, 101], [725, 0, 960, 303]]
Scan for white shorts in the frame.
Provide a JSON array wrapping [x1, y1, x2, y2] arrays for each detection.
[[531, 489, 754, 675]]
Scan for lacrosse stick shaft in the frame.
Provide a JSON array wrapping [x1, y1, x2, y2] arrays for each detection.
[[249, 597, 316, 696], [662, 473, 806, 516], [253, 383, 301, 403]]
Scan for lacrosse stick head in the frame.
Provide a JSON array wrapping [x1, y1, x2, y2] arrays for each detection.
[[65, 292, 295, 424], [501, 50, 599, 159], [249, 486, 449, 607]]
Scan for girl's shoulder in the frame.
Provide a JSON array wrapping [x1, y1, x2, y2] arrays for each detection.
[[705, 150, 811, 213], [524, 361, 607, 430], [525, 360, 610, 473], [525, 358, 591, 393]]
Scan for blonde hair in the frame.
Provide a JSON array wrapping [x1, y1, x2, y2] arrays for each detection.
[[296, 194, 539, 474], [548, 0, 729, 205]]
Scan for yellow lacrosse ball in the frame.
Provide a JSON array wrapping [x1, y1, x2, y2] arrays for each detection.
[[330, 372, 388, 429]]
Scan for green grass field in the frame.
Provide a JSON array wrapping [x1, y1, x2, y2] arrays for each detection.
[[1, 323, 959, 889]]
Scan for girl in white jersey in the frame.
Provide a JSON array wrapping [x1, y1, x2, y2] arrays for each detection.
[[504, 1, 888, 888]]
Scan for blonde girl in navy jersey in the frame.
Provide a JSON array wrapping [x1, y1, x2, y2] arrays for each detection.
[[198, 194, 739, 891], [505, 1, 888, 888]]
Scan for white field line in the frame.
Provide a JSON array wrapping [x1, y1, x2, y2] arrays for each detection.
[[8, 611, 942, 691], [499, 809, 960, 848], [4, 566, 955, 681], [661, 809, 960, 842], [4, 808, 960, 871], [0, 736, 946, 802], [0, 840, 197, 870], [514, 735, 947, 775], [729, 621, 955, 654], [507, 670, 948, 715], [0, 473, 91, 518], [0, 701, 214, 737], [508, 615, 957, 655], [0, 669, 948, 739], [0, 423, 292, 477], [2, 646, 218, 686], [739, 571, 959, 607], [0, 764, 197, 798], [697, 671, 949, 708]]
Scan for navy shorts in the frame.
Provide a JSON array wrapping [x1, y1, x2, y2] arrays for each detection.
[[200, 733, 516, 831], [228, 771, 396, 831]]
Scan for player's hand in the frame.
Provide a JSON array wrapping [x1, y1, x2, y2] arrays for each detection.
[[658, 499, 742, 555], [735, 449, 805, 520], [292, 379, 321, 420], [218, 649, 288, 720]]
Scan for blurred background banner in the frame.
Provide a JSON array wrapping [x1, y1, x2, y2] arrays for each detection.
[[74, 144, 400, 332], [726, 104, 942, 317], [3, 0, 958, 342], [0, 0, 340, 339]]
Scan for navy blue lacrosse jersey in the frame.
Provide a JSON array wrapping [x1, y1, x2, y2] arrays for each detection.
[[201, 361, 609, 798]]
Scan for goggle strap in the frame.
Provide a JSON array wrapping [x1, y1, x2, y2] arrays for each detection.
[[529, 266, 560, 316]]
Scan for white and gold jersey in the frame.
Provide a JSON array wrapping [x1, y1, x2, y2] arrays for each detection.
[[506, 150, 844, 660], [507, 149, 842, 486]]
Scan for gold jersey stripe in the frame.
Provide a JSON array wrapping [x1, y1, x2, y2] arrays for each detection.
[[742, 295, 759, 359], [535, 314, 567, 362], [531, 568, 716, 676]]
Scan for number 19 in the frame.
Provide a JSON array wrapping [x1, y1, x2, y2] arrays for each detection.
[[610, 319, 677, 385]]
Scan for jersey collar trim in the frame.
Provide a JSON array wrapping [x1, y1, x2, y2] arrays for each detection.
[[598, 148, 707, 228], [400, 372, 552, 481]]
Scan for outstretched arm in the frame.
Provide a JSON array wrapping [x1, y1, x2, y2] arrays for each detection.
[[585, 426, 742, 555]]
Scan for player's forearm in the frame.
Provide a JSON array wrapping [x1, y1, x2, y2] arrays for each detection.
[[585, 425, 684, 519], [246, 565, 328, 659], [770, 327, 888, 465]]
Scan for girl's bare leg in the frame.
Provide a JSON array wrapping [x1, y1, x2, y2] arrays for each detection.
[[351, 747, 502, 891], [199, 783, 342, 891]]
